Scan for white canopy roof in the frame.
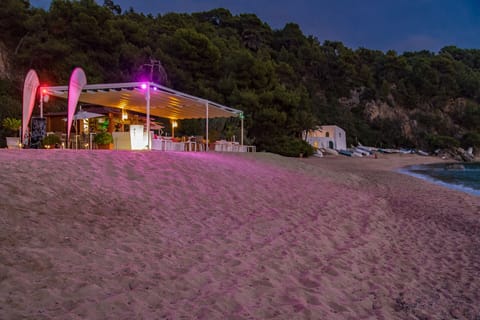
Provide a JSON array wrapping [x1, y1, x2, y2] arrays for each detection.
[[42, 82, 242, 120]]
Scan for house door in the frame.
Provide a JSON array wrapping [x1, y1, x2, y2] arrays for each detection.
[[329, 141, 334, 149]]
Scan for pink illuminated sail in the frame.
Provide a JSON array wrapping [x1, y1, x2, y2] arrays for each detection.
[[22, 69, 40, 142], [66, 68, 87, 144]]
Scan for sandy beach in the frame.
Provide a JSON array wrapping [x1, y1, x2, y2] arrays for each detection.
[[0, 150, 479, 320]]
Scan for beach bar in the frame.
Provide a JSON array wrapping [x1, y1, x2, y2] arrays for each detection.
[[23, 69, 251, 151]]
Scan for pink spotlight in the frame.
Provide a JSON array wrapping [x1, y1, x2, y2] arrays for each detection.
[[141, 83, 147, 90]]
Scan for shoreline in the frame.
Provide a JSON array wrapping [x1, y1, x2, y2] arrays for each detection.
[[308, 152, 480, 196], [1, 150, 479, 319], [398, 161, 480, 197]]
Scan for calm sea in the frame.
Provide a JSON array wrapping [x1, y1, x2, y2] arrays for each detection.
[[399, 162, 480, 196]]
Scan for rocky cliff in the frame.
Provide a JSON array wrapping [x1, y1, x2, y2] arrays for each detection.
[[339, 87, 471, 149]]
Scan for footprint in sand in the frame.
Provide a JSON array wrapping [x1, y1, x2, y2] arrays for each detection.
[[298, 277, 321, 289]]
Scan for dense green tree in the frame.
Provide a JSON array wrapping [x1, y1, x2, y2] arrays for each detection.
[[0, 0, 30, 50], [462, 131, 480, 151]]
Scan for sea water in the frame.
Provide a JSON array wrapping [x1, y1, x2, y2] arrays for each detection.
[[399, 162, 480, 196]]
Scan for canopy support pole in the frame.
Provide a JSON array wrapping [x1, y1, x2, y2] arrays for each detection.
[[205, 101, 209, 151], [240, 116, 244, 146], [40, 90, 44, 118], [146, 83, 151, 150]]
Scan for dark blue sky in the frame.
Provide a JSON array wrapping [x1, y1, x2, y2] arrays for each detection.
[[30, 0, 480, 53]]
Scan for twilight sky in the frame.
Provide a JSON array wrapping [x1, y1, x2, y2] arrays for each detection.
[[30, 0, 480, 53]]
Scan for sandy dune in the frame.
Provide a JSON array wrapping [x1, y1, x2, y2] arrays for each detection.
[[0, 150, 479, 319]]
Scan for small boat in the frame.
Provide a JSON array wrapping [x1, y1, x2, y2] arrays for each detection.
[[357, 144, 377, 152], [321, 148, 339, 155], [338, 150, 353, 157], [354, 147, 371, 156], [378, 148, 400, 154], [399, 148, 414, 154], [313, 149, 323, 157], [417, 150, 429, 156], [352, 150, 364, 157]]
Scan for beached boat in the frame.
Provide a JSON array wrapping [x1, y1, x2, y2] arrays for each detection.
[[313, 149, 323, 157], [399, 148, 414, 154], [354, 147, 371, 156], [356, 146, 375, 154], [377, 148, 401, 154], [357, 144, 377, 152], [417, 150, 429, 156], [321, 148, 339, 155], [338, 150, 353, 157]]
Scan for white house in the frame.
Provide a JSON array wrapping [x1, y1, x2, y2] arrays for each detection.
[[304, 125, 346, 151]]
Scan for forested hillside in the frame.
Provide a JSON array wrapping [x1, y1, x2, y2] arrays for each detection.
[[1, 0, 480, 153]]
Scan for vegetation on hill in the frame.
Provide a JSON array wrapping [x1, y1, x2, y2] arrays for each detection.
[[1, 0, 480, 154]]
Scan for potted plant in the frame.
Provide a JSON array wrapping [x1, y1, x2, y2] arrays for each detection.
[[2, 117, 21, 149], [42, 134, 61, 149], [94, 131, 113, 149]]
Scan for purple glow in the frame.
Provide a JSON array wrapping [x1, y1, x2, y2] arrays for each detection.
[[141, 83, 147, 90]]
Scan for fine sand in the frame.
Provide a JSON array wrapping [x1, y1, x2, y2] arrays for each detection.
[[0, 150, 479, 320]]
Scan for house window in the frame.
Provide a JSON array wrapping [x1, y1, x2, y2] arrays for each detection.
[[325, 132, 330, 137]]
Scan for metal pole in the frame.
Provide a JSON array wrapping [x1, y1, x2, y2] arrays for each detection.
[[241, 116, 244, 146], [205, 102, 209, 151], [75, 121, 78, 150], [146, 83, 151, 150], [40, 90, 43, 118]]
